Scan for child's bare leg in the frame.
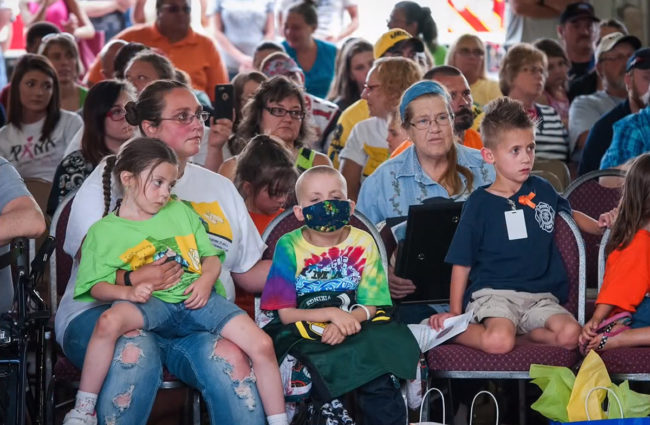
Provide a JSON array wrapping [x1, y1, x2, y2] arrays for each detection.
[[453, 318, 517, 354], [219, 315, 286, 419], [587, 325, 650, 351], [79, 302, 145, 393], [518, 313, 580, 350]]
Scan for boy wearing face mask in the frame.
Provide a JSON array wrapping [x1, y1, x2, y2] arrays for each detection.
[[259, 166, 419, 425]]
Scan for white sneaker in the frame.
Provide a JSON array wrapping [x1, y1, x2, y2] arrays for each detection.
[[62, 408, 97, 425]]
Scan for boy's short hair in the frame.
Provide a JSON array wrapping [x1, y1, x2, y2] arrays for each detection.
[[295, 166, 347, 204], [480, 97, 535, 149]]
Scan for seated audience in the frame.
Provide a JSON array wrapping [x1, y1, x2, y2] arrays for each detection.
[[47, 80, 135, 215], [38, 32, 87, 112], [559, 2, 599, 84], [124, 51, 175, 94], [499, 43, 569, 161], [568, 32, 639, 161], [580, 154, 650, 353], [83, 39, 127, 87], [281, 1, 337, 99], [534, 39, 570, 129], [446, 34, 502, 107], [428, 97, 606, 354], [425, 65, 483, 149], [0, 54, 83, 182], [579, 48, 650, 175], [327, 38, 374, 111], [339, 57, 421, 201], [252, 40, 285, 70], [230, 70, 268, 152]]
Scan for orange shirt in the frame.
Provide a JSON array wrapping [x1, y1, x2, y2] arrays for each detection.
[[597, 229, 650, 312], [388, 129, 482, 159], [84, 24, 227, 100]]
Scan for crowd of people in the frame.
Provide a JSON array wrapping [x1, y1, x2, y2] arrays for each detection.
[[1, 0, 650, 424]]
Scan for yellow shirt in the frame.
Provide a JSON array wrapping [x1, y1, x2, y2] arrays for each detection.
[[327, 99, 369, 168], [470, 78, 502, 108]]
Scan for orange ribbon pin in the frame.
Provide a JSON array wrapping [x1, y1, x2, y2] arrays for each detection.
[[518, 192, 536, 209]]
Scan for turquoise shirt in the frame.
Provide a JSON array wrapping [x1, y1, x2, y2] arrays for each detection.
[[357, 144, 495, 224], [283, 39, 337, 99]]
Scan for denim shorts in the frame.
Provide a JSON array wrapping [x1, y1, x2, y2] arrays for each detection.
[[120, 291, 245, 339], [631, 297, 650, 329]]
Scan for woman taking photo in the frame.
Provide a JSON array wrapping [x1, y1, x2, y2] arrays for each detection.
[[282, 1, 336, 99], [55, 80, 277, 425], [447, 34, 502, 107], [0, 54, 83, 182], [219, 75, 330, 179], [500, 43, 569, 161], [47, 80, 135, 215], [38, 32, 88, 111]]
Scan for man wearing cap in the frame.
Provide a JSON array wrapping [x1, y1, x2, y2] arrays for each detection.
[[568, 32, 640, 161], [577, 48, 650, 174], [326, 28, 424, 168], [424, 65, 483, 150], [600, 49, 650, 170], [557, 1, 599, 81]]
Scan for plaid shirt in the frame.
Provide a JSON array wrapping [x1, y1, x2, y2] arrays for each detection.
[[600, 105, 650, 169]]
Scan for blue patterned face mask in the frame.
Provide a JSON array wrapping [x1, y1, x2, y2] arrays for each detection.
[[302, 199, 351, 232]]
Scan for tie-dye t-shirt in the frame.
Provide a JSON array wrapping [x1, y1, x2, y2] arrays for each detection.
[[74, 198, 226, 304], [260, 226, 391, 310]]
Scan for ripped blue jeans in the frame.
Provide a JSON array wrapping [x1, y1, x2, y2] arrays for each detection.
[[62, 304, 265, 425]]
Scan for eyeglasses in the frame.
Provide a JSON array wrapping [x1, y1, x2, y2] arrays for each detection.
[[363, 83, 381, 93], [106, 107, 127, 121], [458, 48, 485, 57], [520, 65, 546, 75], [159, 4, 191, 13], [599, 53, 629, 63], [264, 106, 305, 120], [160, 111, 210, 125], [410, 113, 453, 130]]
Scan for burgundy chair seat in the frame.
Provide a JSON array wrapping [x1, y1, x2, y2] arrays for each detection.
[[54, 356, 179, 383], [599, 346, 650, 375], [427, 343, 579, 372]]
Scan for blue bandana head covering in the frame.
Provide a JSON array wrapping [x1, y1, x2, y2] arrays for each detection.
[[399, 80, 450, 121], [302, 199, 351, 232]]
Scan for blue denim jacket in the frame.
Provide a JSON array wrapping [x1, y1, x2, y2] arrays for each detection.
[[600, 105, 650, 169], [357, 144, 495, 224]]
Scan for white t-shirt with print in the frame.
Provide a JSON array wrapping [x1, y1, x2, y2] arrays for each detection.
[[54, 161, 265, 345], [338, 116, 388, 181], [0, 111, 83, 181]]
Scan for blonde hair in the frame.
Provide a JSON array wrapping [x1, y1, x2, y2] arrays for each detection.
[[372, 57, 423, 112], [446, 34, 487, 80], [499, 43, 548, 96]]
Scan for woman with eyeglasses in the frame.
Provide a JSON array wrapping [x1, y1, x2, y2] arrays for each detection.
[[338, 57, 421, 202], [446, 34, 502, 107], [38, 32, 88, 112], [55, 80, 277, 425], [357, 80, 494, 323], [47, 80, 135, 215], [0, 54, 83, 182], [219, 75, 331, 180], [500, 43, 569, 161]]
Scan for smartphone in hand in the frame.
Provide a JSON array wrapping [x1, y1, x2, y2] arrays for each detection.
[[212, 84, 234, 120]]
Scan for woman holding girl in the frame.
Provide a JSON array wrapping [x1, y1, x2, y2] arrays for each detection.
[[327, 38, 374, 111], [219, 75, 330, 179], [38, 32, 87, 111], [62, 137, 286, 425], [47, 80, 135, 215], [0, 54, 83, 181], [339, 57, 422, 201], [580, 153, 650, 353], [54, 80, 278, 424]]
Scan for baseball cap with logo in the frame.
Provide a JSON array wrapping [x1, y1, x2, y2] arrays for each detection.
[[626, 48, 650, 72], [373, 29, 424, 59], [559, 2, 600, 24], [596, 32, 642, 63]]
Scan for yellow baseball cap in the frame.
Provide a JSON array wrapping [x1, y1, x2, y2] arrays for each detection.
[[373, 29, 424, 59]]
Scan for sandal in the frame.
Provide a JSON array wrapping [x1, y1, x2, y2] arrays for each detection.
[[595, 312, 632, 333], [596, 323, 631, 351]]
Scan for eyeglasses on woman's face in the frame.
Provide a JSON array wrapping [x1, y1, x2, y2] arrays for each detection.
[[106, 106, 127, 121], [160, 110, 210, 125], [410, 113, 454, 131], [264, 106, 305, 120]]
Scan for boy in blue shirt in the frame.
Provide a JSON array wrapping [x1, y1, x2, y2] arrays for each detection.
[[429, 97, 609, 354]]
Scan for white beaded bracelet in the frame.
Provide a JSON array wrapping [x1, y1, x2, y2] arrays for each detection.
[[351, 304, 371, 321]]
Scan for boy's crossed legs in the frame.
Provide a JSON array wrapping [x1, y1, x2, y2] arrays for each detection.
[[454, 289, 580, 354]]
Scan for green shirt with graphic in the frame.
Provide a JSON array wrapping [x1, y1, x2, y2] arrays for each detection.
[[74, 198, 226, 303]]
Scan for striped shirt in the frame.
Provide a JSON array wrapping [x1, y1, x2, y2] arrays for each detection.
[[534, 103, 569, 161]]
